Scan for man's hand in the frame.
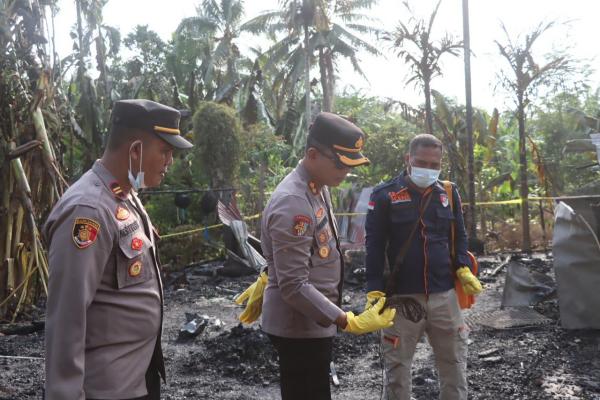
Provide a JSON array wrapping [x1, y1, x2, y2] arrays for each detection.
[[235, 272, 268, 324], [456, 266, 483, 295], [343, 297, 396, 335], [364, 290, 385, 311]]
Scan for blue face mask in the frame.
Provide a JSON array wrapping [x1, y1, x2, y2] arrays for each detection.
[[128, 140, 146, 191], [409, 163, 440, 188]]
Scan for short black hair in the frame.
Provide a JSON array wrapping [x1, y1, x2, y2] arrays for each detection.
[[409, 134, 443, 156], [106, 125, 146, 151]]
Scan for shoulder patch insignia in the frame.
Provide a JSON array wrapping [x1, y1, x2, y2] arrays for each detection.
[[389, 188, 411, 204], [116, 206, 130, 221], [368, 201, 375, 210], [293, 215, 311, 236], [72, 218, 100, 249]]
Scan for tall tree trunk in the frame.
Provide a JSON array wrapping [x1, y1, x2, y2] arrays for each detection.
[[462, 0, 477, 242], [423, 77, 433, 134], [303, 22, 311, 129], [517, 93, 531, 252], [319, 48, 331, 112], [325, 50, 335, 112]]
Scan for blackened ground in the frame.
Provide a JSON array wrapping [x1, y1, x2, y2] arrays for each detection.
[[1, 254, 599, 399]]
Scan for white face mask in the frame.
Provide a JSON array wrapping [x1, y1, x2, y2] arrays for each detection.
[[128, 140, 146, 191], [409, 162, 440, 188]]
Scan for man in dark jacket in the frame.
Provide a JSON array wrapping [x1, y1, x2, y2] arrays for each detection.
[[365, 133, 482, 400]]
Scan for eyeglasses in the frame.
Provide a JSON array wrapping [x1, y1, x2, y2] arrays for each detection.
[[315, 147, 347, 170]]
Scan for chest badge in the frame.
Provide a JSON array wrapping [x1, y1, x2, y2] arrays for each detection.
[[316, 207, 325, 219], [131, 237, 143, 251], [72, 218, 100, 249], [318, 230, 329, 244], [128, 260, 142, 277], [293, 215, 311, 236], [389, 188, 411, 204], [116, 206, 130, 221], [440, 193, 449, 208], [318, 246, 330, 259]]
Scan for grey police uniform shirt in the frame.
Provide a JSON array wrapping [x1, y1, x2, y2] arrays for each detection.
[[260, 162, 344, 339], [43, 161, 162, 400]]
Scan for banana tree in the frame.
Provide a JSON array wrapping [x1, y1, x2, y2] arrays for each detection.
[[0, 0, 67, 321]]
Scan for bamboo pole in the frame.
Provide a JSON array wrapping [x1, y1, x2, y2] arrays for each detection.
[[32, 106, 60, 201]]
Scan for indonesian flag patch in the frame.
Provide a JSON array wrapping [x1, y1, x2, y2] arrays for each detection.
[[292, 215, 311, 236], [440, 193, 449, 208], [72, 218, 100, 249], [368, 201, 375, 210]]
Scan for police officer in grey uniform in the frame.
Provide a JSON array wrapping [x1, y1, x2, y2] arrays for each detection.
[[43, 99, 192, 400], [238, 112, 396, 400]]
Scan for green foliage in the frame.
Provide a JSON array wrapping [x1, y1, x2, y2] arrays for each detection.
[[237, 123, 293, 216], [335, 91, 419, 186], [193, 102, 242, 188], [529, 89, 600, 194]]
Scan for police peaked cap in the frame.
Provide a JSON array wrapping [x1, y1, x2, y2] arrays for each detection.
[[110, 99, 193, 150], [308, 112, 370, 167]]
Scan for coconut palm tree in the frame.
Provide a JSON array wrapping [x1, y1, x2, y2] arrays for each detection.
[[242, 0, 381, 146], [385, 0, 462, 135], [171, 0, 246, 105]]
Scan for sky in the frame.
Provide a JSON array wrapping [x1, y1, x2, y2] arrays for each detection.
[[52, 0, 600, 114]]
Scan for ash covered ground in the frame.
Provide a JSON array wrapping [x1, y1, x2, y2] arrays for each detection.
[[1, 254, 599, 400]]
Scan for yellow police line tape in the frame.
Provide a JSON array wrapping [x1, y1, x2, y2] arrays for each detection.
[[161, 194, 600, 239], [161, 214, 261, 239]]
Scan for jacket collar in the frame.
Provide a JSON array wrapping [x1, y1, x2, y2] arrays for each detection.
[[92, 160, 128, 201], [296, 161, 322, 196]]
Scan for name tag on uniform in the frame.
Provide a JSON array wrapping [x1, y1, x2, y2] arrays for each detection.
[[389, 189, 411, 204]]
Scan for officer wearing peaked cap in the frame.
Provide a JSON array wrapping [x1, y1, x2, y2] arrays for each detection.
[[235, 112, 396, 400], [43, 99, 192, 400]]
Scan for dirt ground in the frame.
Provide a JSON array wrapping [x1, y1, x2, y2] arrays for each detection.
[[1, 253, 599, 400]]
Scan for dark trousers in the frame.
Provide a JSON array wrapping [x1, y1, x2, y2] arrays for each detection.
[[268, 334, 333, 400]]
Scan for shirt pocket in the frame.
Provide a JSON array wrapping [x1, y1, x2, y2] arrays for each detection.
[[435, 207, 455, 233], [390, 205, 418, 226], [116, 233, 153, 289]]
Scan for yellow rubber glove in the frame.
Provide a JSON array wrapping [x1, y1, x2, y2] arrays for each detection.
[[234, 271, 268, 324], [343, 297, 396, 335], [456, 266, 483, 295], [364, 290, 385, 311]]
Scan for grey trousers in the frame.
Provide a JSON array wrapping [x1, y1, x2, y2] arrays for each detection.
[[381, 289, 469, 400]]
